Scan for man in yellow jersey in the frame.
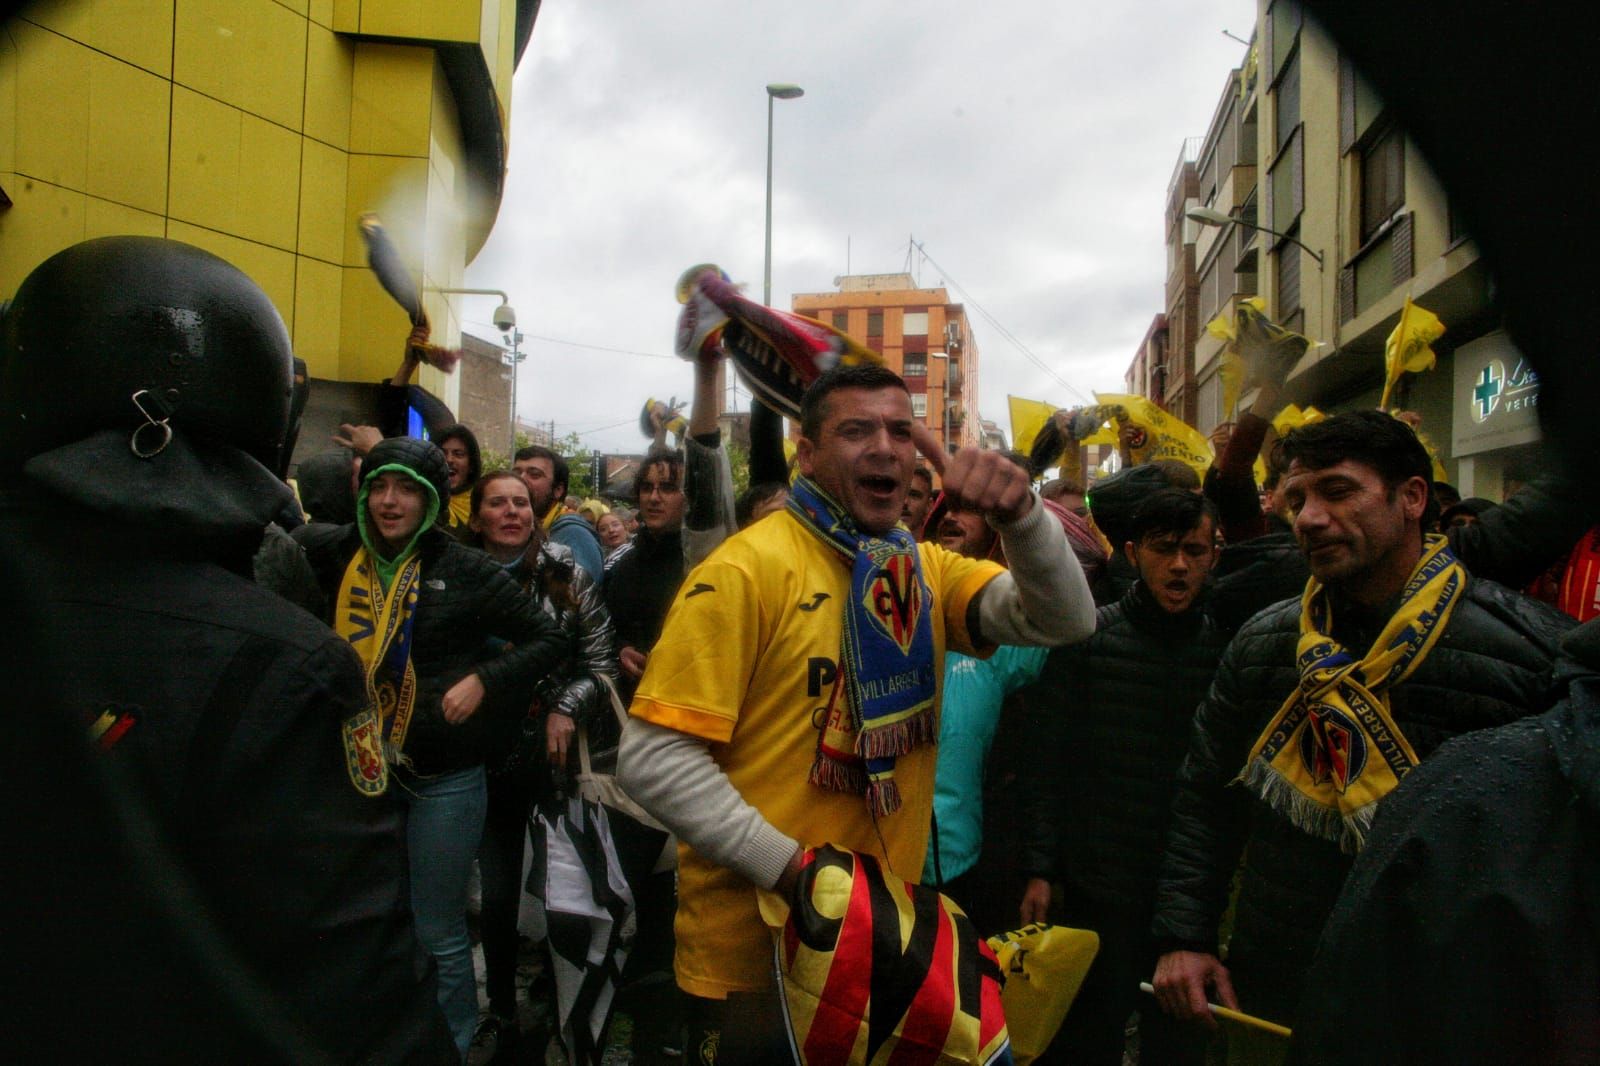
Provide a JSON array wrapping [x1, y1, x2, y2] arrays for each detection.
[[619, 365, 1096, 1063]]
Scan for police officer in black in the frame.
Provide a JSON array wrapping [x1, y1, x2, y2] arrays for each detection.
[[0, 237, 455, 1063]]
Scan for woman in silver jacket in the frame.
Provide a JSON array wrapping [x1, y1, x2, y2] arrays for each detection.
[[466, 471, 618, 1059]]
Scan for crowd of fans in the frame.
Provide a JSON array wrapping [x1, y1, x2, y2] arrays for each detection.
[[9, 234, 1600, 1066]]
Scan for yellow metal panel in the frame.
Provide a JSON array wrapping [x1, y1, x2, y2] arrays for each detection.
[[297, 138, 348, 263], [0, 28, 16, 176], [27, 0, 175, 78], [86, 52, 170, 214], [0, 177, 86, 296], [342, 151, 428, 266], [13, 20, 90, 192], [332, 0, 360, 33], [167, 220, 297, 331], [308, 0, 334, 28], [174, 0, 306, 130], [292, 255, 344, 377], [236, 113, 302, 250], [303, 20, 353, 150], [275, 0, 310, 16], [358, 0, 479, 44], [169, 86, 241, 235], [84, 195, 167, 240], [350, 43, 434, 157]]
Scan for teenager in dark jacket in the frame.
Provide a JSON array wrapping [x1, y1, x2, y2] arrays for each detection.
[[1150, 412, 1573, 1038], [0, 236, 456, 1063], [1019, 489, 1228, 1066], [296, 436, 566, 1059]]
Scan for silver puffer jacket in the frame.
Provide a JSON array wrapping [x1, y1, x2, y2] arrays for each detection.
[[514, 539, 618, 722]]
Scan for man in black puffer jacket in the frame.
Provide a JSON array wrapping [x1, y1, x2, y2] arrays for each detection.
[[1150, 412, 1573, 1043], [1019, 489, 1228, 1066], [296, 435, 567, 1059]]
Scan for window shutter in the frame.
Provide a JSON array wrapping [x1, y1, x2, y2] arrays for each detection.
[[1390, 212, 1415, 287], [1339, 265, 1357, 323], [1264, 1, 1276, 82]]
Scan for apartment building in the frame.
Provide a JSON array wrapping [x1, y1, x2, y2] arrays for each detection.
[[793, 273, 980, 453]]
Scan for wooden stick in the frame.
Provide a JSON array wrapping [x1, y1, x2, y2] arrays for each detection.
[[1138, 982, 1293, 1038]]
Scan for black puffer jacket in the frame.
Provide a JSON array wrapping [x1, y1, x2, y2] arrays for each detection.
[[297, 439, 567, 777], [1287, 618, 1600, 1065], [1020, 582, 1230, 906], [604, 525, 686, 701], [1207, 523, 1308, 635], [1151, 578, 1572, 1023]]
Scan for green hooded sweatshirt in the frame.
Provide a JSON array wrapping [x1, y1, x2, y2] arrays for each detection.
[[355, 463, 442, 589]]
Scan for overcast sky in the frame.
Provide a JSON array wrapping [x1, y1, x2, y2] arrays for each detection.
[[466, 1, 1257, 455]]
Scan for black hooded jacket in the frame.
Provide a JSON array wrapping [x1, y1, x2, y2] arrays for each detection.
[[3, 439, 456, 1062], [1287, 618, 1600, 1065], [296, 436, 567, 776]]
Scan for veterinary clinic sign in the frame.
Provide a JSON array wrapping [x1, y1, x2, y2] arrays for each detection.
[[1451, 330, 1540, 457]]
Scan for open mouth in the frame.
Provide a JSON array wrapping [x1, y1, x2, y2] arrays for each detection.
[[859, 475, 898, 498]]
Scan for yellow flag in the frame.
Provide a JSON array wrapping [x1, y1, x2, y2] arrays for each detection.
[[1255, 403, 1326, 484], [1380, 297, 1446, 409], [1094, 393, 1215, 480], [1008, 396, 1059, 457], [1206, 305, 1245, 418]]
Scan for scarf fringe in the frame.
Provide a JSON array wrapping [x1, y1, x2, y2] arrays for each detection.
[[856, 704, 936, 760], [864, 777, 902, 818], [1240, 757, 1376, 854], [810, 753, 868, 795]]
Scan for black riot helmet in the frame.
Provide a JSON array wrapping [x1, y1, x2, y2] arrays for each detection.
[[1, 236, 294, 476]]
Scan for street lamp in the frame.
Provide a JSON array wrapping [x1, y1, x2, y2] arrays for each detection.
[[431, 286, 522, 450], [764, 83, 804, 306], [1185, 204, 1325, 270]]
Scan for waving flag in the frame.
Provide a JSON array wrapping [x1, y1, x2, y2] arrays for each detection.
[[1380, 297, 1446, 409]]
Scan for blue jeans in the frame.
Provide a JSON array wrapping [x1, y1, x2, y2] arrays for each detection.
[[398, 765, 488, 1061]]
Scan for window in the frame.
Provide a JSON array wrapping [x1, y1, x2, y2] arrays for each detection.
[[867, 311, 884, 337], [1269, 126, 1303, 234], [1359, 123, 1405, 243], [902, 311, 929, 336], [910, 393, 928, 418], [1274, 50, 1300, 153], [903, 353, 927, 377], [1267, 0, 1301, 82], [832, 310, 849, 330]]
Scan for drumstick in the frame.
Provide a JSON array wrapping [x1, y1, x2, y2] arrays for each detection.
[[1138, 982, 1293, 1038]]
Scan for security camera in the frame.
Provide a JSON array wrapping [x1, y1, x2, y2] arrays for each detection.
[[493, 302, 517, 332]]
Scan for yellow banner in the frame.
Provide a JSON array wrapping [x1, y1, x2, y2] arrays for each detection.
[[1093, 393, 1215, 479]]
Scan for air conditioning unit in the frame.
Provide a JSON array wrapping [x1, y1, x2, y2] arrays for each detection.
[[944, 322, 961, 347]]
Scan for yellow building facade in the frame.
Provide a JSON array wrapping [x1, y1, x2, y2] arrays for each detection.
[[0, 0, 535, 414]]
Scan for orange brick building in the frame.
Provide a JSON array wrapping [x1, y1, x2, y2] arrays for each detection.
[[792, 273, 979, 454]]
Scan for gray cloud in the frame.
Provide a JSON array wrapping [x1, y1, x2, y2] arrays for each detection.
[[468, 0, 1255, 453]]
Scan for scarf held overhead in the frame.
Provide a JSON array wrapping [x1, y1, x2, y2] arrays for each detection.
[[335, 549, 424, 794], [1240, 535, 1465, 851], [786, 476, 937, 817]]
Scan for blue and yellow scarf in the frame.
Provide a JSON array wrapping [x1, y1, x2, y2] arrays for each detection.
[[1240, 534, 1465, 850], [787, 476, 937, 817]]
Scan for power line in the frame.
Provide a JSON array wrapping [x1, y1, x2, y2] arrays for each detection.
[[911, 240, 1092, 406], [464, 322, 678, 361]]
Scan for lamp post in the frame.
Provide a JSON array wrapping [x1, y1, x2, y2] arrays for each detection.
[[764, 83, 804, 306], [431, 286, 520, 450], [1185, 204, 1324, 269]]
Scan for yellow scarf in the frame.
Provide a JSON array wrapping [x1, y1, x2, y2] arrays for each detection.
[[334, 548, 424, 794], [446, 490, 472, 532], [1239, 535, 1465, 851]]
